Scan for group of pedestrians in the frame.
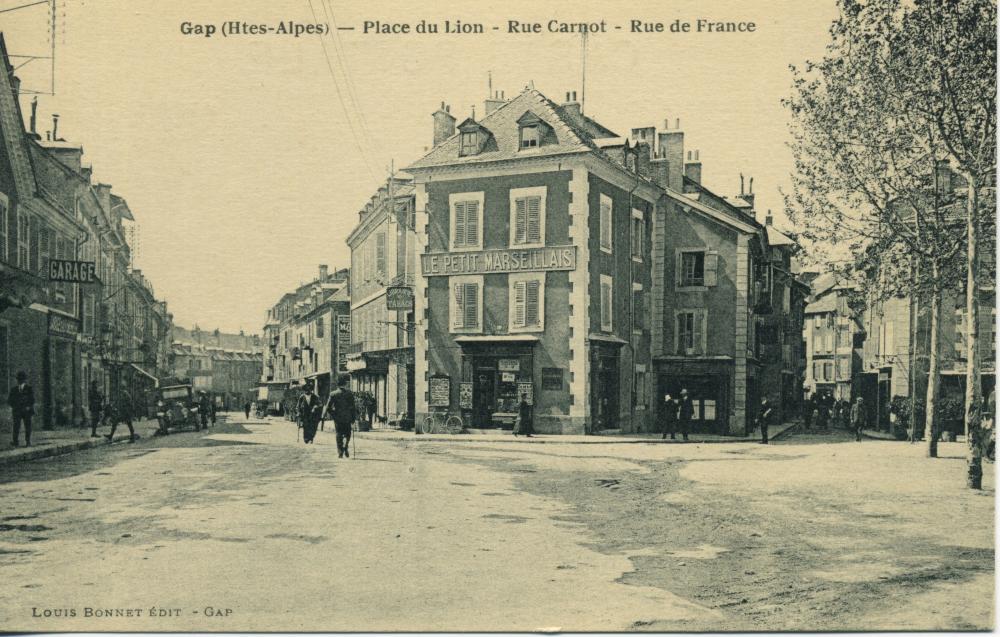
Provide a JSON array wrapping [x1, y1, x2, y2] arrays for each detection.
[[89, 381, 138, 442], [660, 389, 694, 441], [803, 391, 869, 440], [295, 374, 357, 458]]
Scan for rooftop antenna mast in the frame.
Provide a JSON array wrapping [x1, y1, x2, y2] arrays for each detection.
[[3, 0, 58, 95]]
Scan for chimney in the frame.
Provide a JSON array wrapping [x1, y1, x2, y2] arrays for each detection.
[[743, 175, 756, 210], [684, 149, 702, 184], [319, 264, 329, 281], [561, 91, 582, 121], [630, 126, 656, 157], [657, 119, 684, 191], [432, 102, 456, 147], [52, 114, 60, 142], [29, 97, 39, 138], [765, 209, 774, 226], [484, 90, 507, 116], [650, 157, 670, 190]]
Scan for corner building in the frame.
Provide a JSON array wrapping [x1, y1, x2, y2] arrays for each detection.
[[407, 89, 655, 434]]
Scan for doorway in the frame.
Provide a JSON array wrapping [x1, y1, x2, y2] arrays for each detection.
[[474, 369, 497, 427]]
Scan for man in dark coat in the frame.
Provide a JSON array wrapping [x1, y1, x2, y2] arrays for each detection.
[[198, 391, 211, 430], [759, 397, 773, 444], [88, 380, 104, 438], [244, 400, 252, 420], [851, 397, 867, 442], [8, 371, 35, 447], [677, 389, 693, 442], [802, 394, 813, 431], [299, 383, 322, 444], [325, 374, 356, 457], [514, 392, 534, 437], [661, 393, 679, 440], [105, 388, 136, 443]]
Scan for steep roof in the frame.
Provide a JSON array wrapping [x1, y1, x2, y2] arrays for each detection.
[[804, 294, 837, 314], [766, 225, 796, 246], [0, 35, 37, 199], [406, 88, 618, 171]]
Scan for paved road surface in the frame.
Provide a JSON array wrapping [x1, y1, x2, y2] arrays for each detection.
[[0, 417, 992, 631]]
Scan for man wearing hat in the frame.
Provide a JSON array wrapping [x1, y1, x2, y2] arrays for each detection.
[[677, 388, 693, 442], [198, 391, 212, 430], [324, 374, 357, 457], [298, 381, 323, 444], [8, 371, 35, 447]]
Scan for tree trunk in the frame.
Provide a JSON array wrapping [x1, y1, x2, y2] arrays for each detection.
[[924, 261, 942, 458], [964, 175, 983, 490]]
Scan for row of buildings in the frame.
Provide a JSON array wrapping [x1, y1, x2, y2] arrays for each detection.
[[168, 325, 263, 410], [0, 35, 174, 428], [263, 87, 810, 435]]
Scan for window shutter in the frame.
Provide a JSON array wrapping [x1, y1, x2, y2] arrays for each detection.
[[694, 311, 705, 354], [514, 198, 527, 244], [513, 281, 526, 327], [465, 201, 479, 246], [601, 201, 611, 250], [525, 280, 540, 326], [704, 251, 719, 286], [526, 197, 541, 243], [376, 233, 386, 274], [453, 282, 464, 328], [454, 202, 467, 247], [464, 282, 479, 328]]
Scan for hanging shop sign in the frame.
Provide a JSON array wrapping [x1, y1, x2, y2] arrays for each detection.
[[420, 246, 577, 277], [48, 259, 98, 283], [48, 312, 80, 337], [386, 286, 414, 311], [429, 375, 451, 408]]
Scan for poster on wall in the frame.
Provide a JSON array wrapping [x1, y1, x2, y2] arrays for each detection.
[[498, 359, 520, 372], [429, 375, 450, 408], [336, 315, 351, 373], [516, 382, 533, 406], [459, 382, 473, 410]]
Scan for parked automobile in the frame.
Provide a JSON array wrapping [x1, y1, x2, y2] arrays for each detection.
[[153, 383, 201, 434]]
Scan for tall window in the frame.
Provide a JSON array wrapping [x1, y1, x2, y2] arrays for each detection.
[[675, 310, 706, 355], [450, 193, 483, 250], [631, 210, 644, 260], [680, 251, 705, 287], [451, 276, 482, 332], [375, 232, 386, 275], [510, 186, 545, 246], [635, 369, 648, 409], [316, 316, 325, 339], [599, 194, 613, 253], [823, 362, 834, 381], [510, 274, 543, 331], [600, 275, 613, 332], [83, 293, 95, 336]]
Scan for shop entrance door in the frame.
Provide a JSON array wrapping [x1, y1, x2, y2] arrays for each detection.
[[590, 350, 620, 431], [474, 370, 496, 427]]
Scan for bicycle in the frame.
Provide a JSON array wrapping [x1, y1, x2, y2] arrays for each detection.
[[418, 407, 464, 434]]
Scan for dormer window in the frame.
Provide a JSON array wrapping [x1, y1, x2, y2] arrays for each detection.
[[520, 125, 539, 148], [457, 118, 491, 157], [461, 131, 479, 155], [516, 111, 551, 151]]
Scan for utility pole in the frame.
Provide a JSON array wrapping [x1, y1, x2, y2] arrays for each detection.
[[580, 31, 587, 114]]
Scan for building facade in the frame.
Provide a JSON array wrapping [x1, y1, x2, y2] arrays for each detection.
[[346, 177, 416, 428], [407, 90, 655, 434], [170, 325, 263, 409], [804, 274, 863, 404]]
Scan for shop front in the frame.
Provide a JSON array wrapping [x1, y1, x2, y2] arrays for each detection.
[[46, 313, 81, 428], [456, 339, 536, 429], [590, 342, 622, 433], [655, 359, 733, 436]]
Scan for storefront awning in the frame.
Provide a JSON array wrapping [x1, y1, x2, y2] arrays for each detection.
[[130, 363, 160, 387], [453, 335, 539, 343], [587, 333, 628, 345]]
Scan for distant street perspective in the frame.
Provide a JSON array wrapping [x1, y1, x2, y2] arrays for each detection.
[[0, 415, 993, 632]]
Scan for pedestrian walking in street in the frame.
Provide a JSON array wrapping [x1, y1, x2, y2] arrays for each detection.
[[661, 393, 679, 440], [759, 397, 773, 444], [105, 388, 137, 443], [299, 382, 322, 444], [198, 391, 211, 430], [851, 396, 867, 442], [88, 380, 104, 438], [210, 396, 217, 426], [514, 393, 534, 437], [677, 389, 693, 441], [325, 374, 356, 457], [8, 371, 35, 448], [802, 394, 813, 431], [244, 400, 252, 420]]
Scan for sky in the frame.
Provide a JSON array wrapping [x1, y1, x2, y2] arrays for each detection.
[[1, 0, 839, 334]]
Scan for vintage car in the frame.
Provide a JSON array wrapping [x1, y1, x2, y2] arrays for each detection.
[[153, 383, 201, 434]]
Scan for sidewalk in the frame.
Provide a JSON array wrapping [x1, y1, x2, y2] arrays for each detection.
[[357, 420, 798, 445], [0, 417, 163, 467]]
